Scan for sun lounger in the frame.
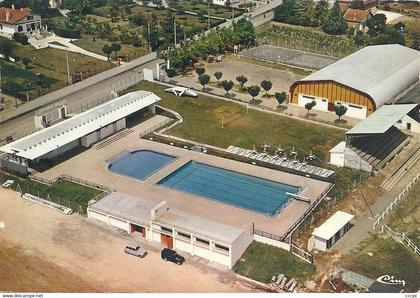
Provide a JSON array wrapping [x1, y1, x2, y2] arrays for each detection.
[[288, 281, 297, 292], [285, 278, 295, 289], [226, 145, 235, 152], [279, 276, 287, 289], [271, 275, 277, 283], [2, 180, 14, 188], [275, 274, 284, 286]]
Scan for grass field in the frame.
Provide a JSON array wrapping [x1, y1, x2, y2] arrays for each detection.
[[0, 171, 102, 212], [339, 183, 420, 292], [1, 37, 111, 100], [234, 241, 316, 284], [128, 81, 345, 161]]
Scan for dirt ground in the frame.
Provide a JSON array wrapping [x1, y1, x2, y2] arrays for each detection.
[[0, 187, 256, 293]]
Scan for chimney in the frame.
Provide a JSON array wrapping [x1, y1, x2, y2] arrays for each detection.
[[11, 4, 15, 9], [5, 10, 10, 22]]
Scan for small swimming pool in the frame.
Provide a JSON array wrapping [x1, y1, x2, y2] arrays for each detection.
[[109, 150, 176, 180], [158, 161, 298, 216]]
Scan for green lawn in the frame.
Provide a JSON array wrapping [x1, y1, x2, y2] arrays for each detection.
[[128, 81, 345, 161], [0, 171, 102, 213], [234, 241, 316, 284], [339, 183, 420, 292], [1, 37, 112, 100]]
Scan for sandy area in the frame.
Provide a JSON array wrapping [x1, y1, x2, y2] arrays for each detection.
[[0, 187, 256, 293]]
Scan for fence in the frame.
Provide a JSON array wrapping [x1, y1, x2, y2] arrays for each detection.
[[30, 174, 116, 193], [290, 244, 313, 264], [382, 224, 420, 256], [333, 265, 375, 290], [373, 173, 419, 229], [139, 118, 174, 138]]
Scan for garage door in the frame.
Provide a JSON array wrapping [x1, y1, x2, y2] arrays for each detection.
[[337, 102, 367, 119]]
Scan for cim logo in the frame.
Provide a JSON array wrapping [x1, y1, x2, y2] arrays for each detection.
[[376, 275, 406, 287]]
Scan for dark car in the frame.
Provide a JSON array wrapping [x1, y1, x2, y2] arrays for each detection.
[[161, 248, 185, 265]]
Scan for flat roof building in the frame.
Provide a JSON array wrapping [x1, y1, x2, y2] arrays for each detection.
[[88, 192, 253, 268], [290, 45, 420, 119], [0, 91, 160, 174], [308, 211, 354, 251]]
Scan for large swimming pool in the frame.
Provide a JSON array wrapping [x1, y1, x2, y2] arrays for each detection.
[[158, 161, 298, 216], [109, 150, 176, 180]]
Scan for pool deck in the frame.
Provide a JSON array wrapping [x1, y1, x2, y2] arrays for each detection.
[[36, 115, 332, 237]]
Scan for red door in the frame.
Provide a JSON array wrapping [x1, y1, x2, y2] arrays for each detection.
[[328, 102, 335, 111], [160, 234, 173, 249]]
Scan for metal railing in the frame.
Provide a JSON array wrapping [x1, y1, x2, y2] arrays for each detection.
[[290, 244, 313, 264], [373, 173, 419, 229], [382, 224, 420, 256], [139, 118, 174, 138], [281, 183, 335, 241]]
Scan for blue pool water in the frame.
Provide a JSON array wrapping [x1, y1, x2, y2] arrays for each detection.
[[158, 161, 298, 216], [109, 150, 176, 180]]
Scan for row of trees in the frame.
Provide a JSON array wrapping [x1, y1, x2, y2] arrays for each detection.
[[192, 67, 288, 107], [274, 0, 348, 35], [160, 19, 256, 71]]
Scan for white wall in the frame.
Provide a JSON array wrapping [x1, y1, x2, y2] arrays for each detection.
[[116, 118, 126, 131], [330, 151, 345, 167], [109, 216, 129, 231], [343, 146, 373, 172], [230, 231, 254, 267], [174, 237, 192, 254], [336, 101, 367, 119], [100, 124, 114, 139], [397, 115, 420, 134], [81, 131, 99, 147], [253, 234, 290, 251], [313, 236, 327, 251], [298, 94, 329, 112], [36, 139, 80, 161]]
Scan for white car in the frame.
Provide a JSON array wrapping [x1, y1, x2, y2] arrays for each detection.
[[124, 242, 147, 258]]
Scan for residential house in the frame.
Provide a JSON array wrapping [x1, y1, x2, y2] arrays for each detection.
[[0, 5, 42, 38]]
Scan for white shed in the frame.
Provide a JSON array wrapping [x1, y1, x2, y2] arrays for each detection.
[[308, 211, 354, 251], [329, 141, 346, 167]]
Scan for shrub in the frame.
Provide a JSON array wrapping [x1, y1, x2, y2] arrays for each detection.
[[53, 27, 81, 39], [13, 33, 29, 45]]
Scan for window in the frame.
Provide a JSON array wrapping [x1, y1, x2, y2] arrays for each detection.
[[303, 95, 315, 100], [177, 232, 191, 239], [195, 237, 209, 246], [161, 226, 172, 233], [349, 104, 362, 109], [27, 15, 33, 20], [214, 243, 229, 252]]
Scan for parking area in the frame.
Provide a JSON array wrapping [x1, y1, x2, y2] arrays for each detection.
[[0, 187, 256, 292]]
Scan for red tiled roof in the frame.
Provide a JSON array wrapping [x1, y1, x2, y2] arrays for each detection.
[[0, 7, 32, 25], [338, 3, 349, 13], [344, 8, 370, 23]]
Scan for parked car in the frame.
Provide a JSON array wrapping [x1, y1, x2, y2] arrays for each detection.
[[161, 248, 185, 265], [124, 242, 147, 258]]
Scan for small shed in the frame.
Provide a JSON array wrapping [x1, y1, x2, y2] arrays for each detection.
[[308, 211, 354, 251]]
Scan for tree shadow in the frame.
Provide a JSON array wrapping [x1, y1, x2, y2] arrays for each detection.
[[277, 105, 288, 111], [250, 99, 262, 105], [334, 119, 348, 125]]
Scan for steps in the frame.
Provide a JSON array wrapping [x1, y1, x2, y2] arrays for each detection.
[[93, 129, 134, 150], [381, 146, 420, 191]]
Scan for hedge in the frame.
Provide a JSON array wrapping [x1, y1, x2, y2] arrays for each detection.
[[53, 27, 81, 39]]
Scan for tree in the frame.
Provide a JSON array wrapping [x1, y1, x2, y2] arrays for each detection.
[[22, 57, 31, 69], [111, 43, 121, 57], [334, 104, 347, 120], [355, 30, 365, 45], [165, 68, 176, 77], [0, 40, 13, 59], [275, 92, 287, 106], [233, 18, 256, 45], [349, 0, 365, 9], [214, 71, 223, 83], [236, 75, 248, 90], [321, 2, 348, 35], [102, 44, 113, 61], [198, 74, 210, 91], [315, 0, 329, 24], [366, 14, 387, 36], [65, 0, 93, 15], [248, 85, 260, 101], [195, 67, 205, 76], [222, 80, 234, 97], [393, 21, 405, 33], [305, 100, 316, 116], [260, 80, 272, 96], [225, 0, 231, 9]]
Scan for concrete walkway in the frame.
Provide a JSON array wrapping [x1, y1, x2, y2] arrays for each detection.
[[29, 35, 109, 61], [333, 157, 420, 254]]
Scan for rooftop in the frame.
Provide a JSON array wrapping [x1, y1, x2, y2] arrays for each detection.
[[0, 91, 161, 160], [344, 8, 370, 23], [155, 209, 246, 245], [298, 45, 420, 109], [346, 103, 419, 135], [0, 7, 32, 24], [312, 210, 354, 240], [89, 192, 155, 226]]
